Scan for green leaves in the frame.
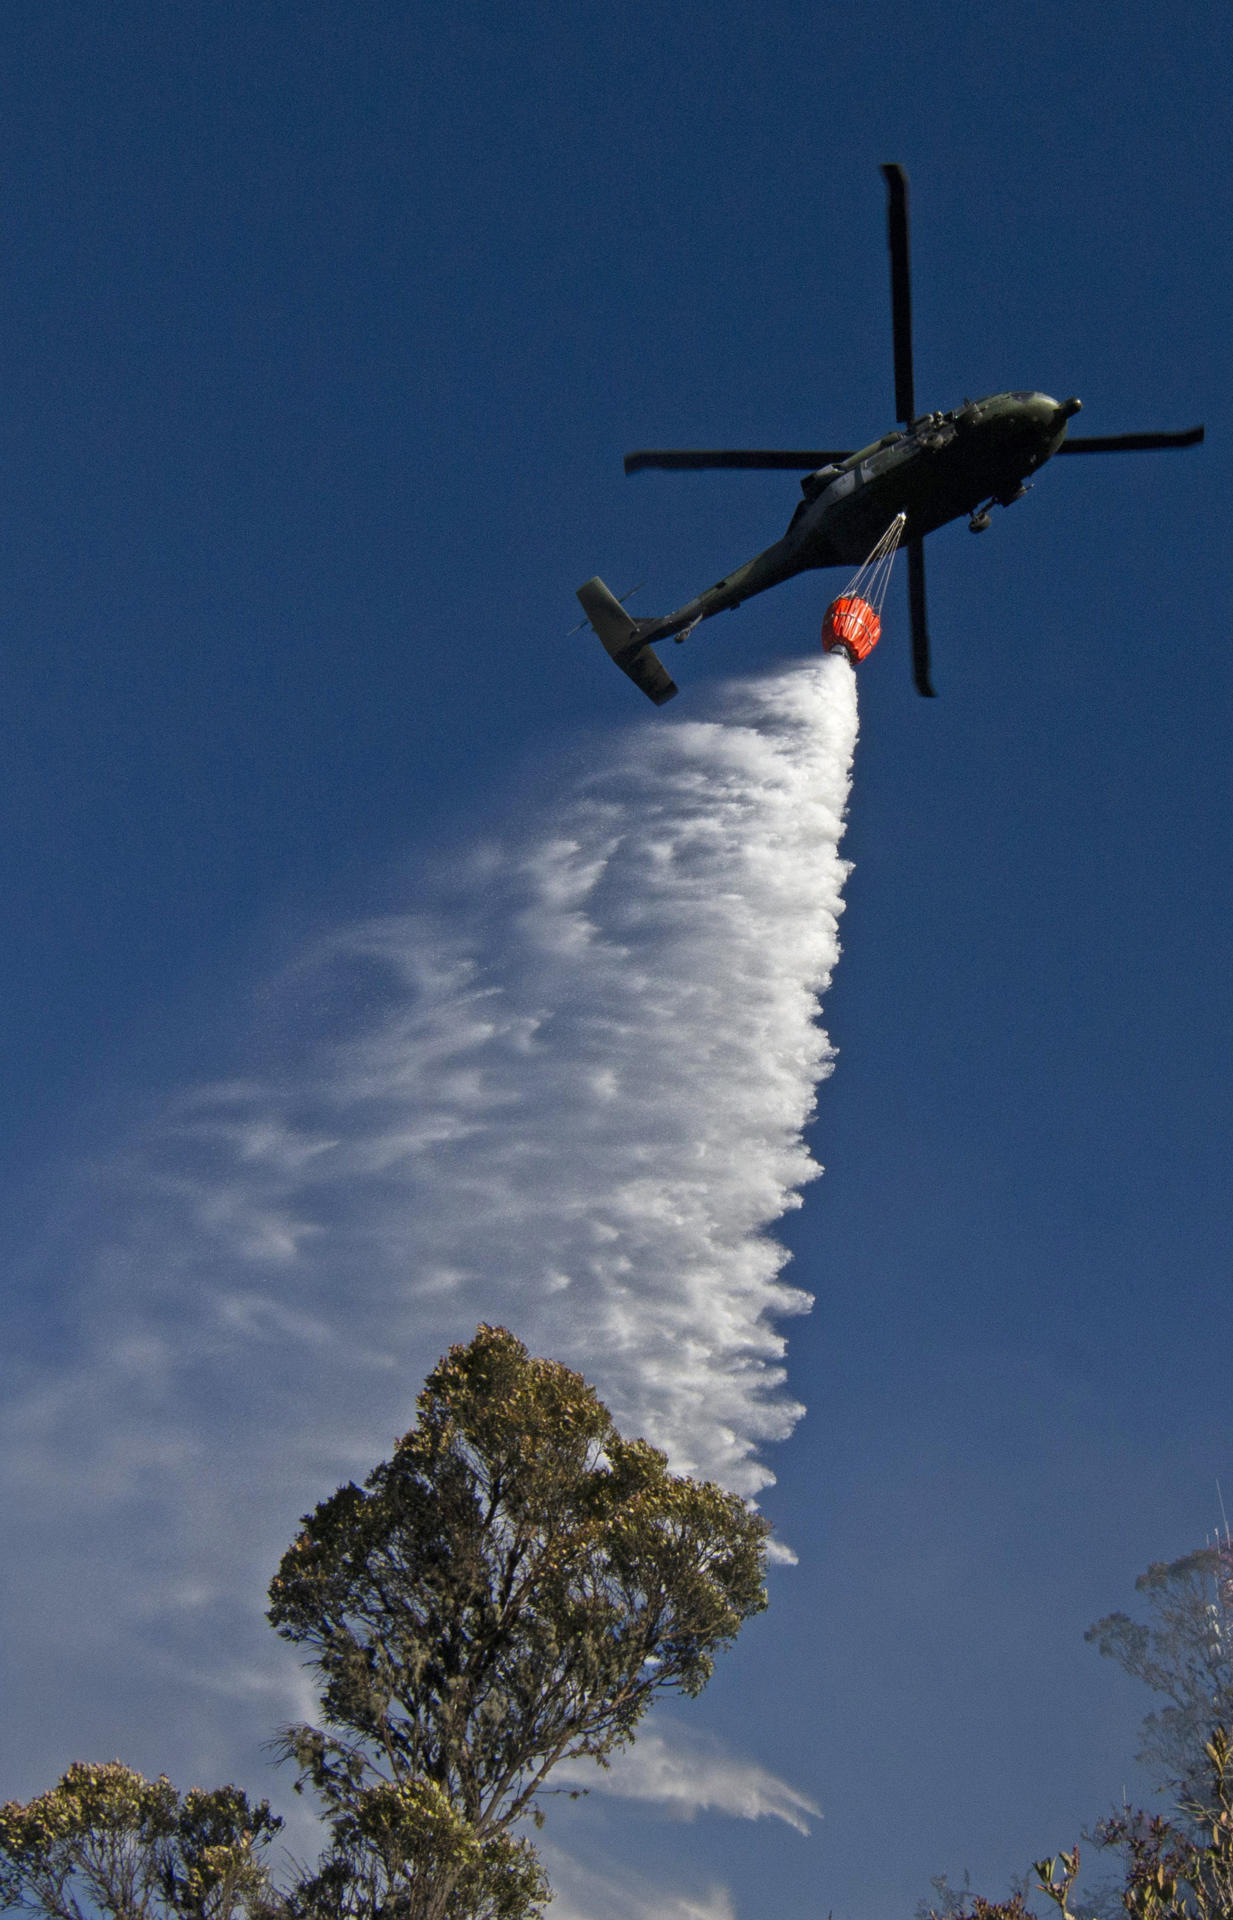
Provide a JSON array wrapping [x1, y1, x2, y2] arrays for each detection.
[[289, 1776, 547, 1920], [1091, 1732, 1233, 1920], [0, 1765, 282, 1920], [933, 1724, 1233, 1920], [1030, 1850, 1080, 1920]]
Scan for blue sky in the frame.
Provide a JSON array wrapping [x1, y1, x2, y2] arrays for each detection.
[[2, 4, 1231, 1918]]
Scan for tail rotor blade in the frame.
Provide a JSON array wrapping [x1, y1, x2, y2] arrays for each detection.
[[881, 163, 916, 426], [907, 537, 935, 697]]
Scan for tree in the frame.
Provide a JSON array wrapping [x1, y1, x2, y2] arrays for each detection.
[[0, 1763, 282, 1920], [266, 1323, 770, 1920], [917, 1544, 1233, 1920], [0, 1328, 768, 1920], [922, 1733, 1233, 1920], [1085, 1543, 1233, 1803], [1086, 1728, 1233, 1920]]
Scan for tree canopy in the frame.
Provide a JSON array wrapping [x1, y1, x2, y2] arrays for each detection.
[[0, 1763, 281, 1920], [1085, 1543, 1233, 1801], [923, 1732, 1233, 1920], [919, 1545, 1233, 1920]]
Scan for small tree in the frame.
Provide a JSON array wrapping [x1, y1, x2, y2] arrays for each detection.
[[1087, 1728, 1233, 1920], [922, 1734, 1233, 1920], [0, 1762, 282, 1920], [266, 1324, 770, 1920], [918, 1534, 1233, 1920], [1085, 1544, 1233, 1804]]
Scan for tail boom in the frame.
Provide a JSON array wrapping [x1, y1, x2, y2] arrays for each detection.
[[576, 540, 801, 704], [575, 577, 678, 705]]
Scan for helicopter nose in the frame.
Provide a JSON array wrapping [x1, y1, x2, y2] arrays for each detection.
[[1055, 396, 1083, 424]]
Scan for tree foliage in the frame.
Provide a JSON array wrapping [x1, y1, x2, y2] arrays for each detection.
[[924, 1731, 1233, 1920], [0, 1763, 282, 1920], [1086, 1728, 1233, 1920], [1085, 1545, 1233, 1802], [279, 1772, 544, 1920], [266, 1324, 770, 1920], [917, 1543, 1233, 1920], [921, 1538, 1233, 1920]]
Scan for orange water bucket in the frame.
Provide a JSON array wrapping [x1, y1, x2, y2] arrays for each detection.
[[821, 594, 881, 662]]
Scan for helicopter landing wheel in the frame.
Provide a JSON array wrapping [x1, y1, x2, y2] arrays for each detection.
[[968, 509, 992, 533]]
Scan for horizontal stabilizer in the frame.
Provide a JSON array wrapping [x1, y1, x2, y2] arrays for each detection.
[[576, 576, 678, 705]]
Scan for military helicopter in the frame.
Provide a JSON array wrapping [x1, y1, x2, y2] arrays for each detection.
[[577, 164, 1203, 704]]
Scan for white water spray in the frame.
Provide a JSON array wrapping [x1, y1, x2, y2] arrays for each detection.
[[0, 653, 858, 1801]]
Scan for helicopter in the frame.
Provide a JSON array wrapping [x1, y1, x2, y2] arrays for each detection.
[[576, 163, 1204, 704]]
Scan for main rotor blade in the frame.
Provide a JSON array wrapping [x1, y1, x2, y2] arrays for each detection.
[[624, 448, 852, 474], [881, 163, 916, 427], [907, 537, 934, 697], [1056, 426, 1205, 454]]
